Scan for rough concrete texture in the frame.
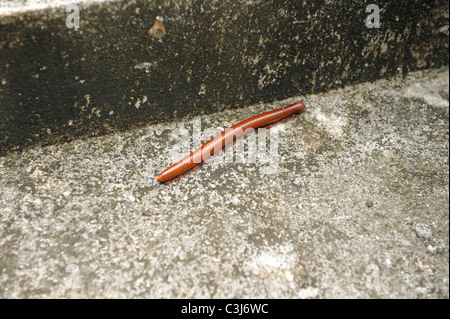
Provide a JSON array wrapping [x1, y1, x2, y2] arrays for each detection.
[[0, 67, 448, 298], [1, 0, 449, 153]]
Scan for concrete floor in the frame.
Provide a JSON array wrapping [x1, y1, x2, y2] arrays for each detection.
[[0, 67, 448, 298]]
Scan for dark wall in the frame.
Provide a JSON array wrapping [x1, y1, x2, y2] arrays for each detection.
[[0, 0, 448, 154]]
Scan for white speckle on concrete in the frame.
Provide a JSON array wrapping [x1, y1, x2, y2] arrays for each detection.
[[199, 83, 206, 95], [402, 69, 449, 108], [134, 62, 156, 70], [313, 110, 347, 137], [245, 244, 296, 273], [297, 287, 320, 299], [135, 98, 141, 109]]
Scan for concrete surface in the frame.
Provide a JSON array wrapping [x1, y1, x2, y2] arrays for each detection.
[[1, 0, 449, 153], [0, 67, 448, 298]]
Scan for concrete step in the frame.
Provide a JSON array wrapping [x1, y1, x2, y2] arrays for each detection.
[[0, 67, 448, 298]]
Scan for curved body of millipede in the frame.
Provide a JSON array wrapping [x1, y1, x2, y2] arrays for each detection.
[[157, 101, 306, 182]]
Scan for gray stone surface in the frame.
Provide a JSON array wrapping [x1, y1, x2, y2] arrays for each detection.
[[0, 67, 448, 298], [1, 0, 448, 153]]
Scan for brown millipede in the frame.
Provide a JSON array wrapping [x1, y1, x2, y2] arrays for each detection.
[[157, 101, 306, 182]]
